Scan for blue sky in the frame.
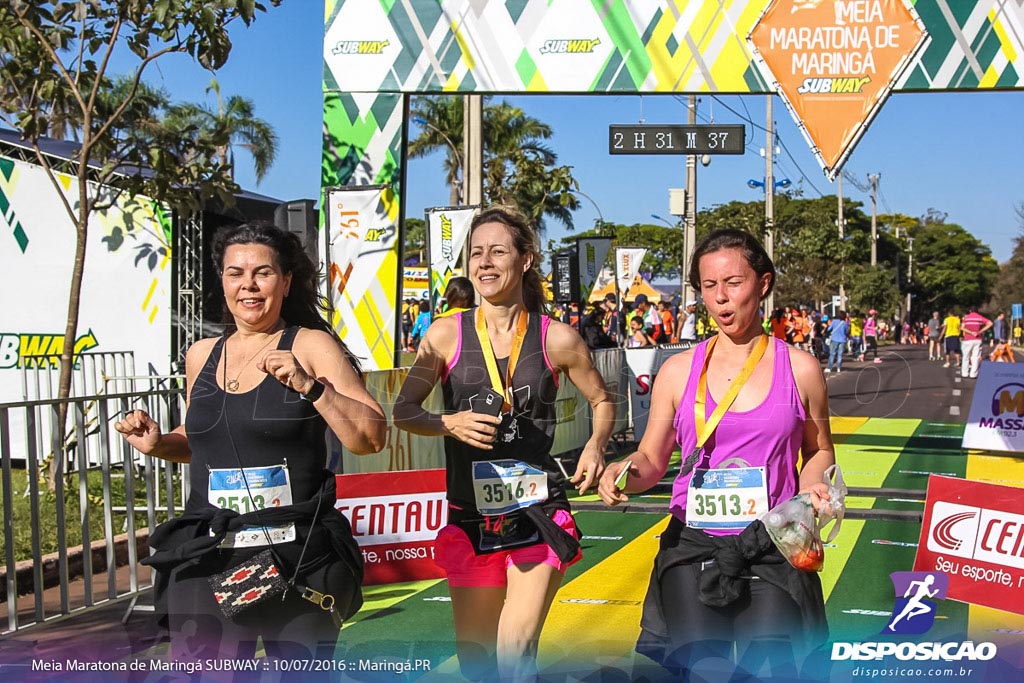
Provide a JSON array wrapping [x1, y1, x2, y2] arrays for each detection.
[[132, 2, 1023, 264]]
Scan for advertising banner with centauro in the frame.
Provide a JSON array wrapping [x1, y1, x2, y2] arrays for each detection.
[[962, 362, 1024, 453], [324, 185, 399, 372], [914, 475, 1024, 616], [0, 154, 172, 399], [748, 0, 926, 177], [426, 206, 475, 313], [576, 237, 612, 305], [336, 469, 448, 585]]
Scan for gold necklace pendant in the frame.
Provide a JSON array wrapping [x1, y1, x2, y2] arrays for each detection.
[[225, 326, 283, 393]]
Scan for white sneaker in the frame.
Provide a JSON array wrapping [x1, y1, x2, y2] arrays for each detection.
[[942, 362, 950, 368], [824, 368, 831, 374], [873, 358, 883, 364]]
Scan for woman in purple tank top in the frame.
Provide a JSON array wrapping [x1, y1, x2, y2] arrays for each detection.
[[598, 229, 836, 675]]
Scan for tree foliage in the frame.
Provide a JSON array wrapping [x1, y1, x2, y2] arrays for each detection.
[[164, 78, 278, 183], [0, 0, 279, 482], [408, 95, 580, 233], [557, 221, 686, 281], [558, 196, 999, 319], [909, 216, 999, 314], [988, 203, 1024, 315]]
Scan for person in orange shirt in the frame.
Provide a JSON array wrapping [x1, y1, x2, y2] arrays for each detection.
[[659, 301, 676, 343], [791, 308, 810, 351], [770, 308, 789, 341]]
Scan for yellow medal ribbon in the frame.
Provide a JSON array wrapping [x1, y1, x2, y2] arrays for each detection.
[[683, 333, 770, 473], [475, 308, 529, 412]]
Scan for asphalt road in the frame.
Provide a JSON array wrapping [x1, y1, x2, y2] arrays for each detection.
[[822, 341, 985, 421]]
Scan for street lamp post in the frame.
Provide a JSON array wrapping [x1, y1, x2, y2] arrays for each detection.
[[571, 188, 606, 228], [412, 116, 464, 206], [747, 175, 790, 316], [652, 212, 687, 304]]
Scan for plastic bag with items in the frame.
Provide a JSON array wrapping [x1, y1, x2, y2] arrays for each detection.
[[762, 464, 846, 572]]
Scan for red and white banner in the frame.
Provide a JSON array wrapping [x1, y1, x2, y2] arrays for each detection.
[[914, 475, 1024, 615], [336, 469, 448, 585]]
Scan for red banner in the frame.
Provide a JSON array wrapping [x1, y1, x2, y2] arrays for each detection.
[[914, 475, 1024, 615], [336, 469, 448, 585]]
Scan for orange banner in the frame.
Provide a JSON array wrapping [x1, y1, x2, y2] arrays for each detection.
[[749, 0, 925, 176]]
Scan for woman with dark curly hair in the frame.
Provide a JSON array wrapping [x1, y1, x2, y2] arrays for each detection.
[[115, 221, 385, 657]]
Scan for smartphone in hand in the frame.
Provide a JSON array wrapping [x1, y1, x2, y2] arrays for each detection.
[[614, 460, 632, 491], [472, 387, 505, 418]]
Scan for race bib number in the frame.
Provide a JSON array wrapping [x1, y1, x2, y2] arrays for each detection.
[[208, 465, 296, 548], [686, 466, 768, 531], [472, 460, 549, 516]]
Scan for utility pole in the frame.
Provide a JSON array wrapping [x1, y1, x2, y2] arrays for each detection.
[[462, 95, 483, 269], [764, 95, 775, 316], [684, 95, 697, 309], [906, 237, 914, 320], [837, 175, 846, 310], [868, 172, 880, 267]]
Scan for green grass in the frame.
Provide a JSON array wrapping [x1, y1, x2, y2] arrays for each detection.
[[0, 467, 183, 564]]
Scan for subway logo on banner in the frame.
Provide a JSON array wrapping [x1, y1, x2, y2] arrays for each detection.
[[336, 492, 447, 545], [440, 214, 453, 261], [0, 330, 99, 369], [797, 76, 871, 94], [331, 39, 389, 55], [981, 382, 1024, 430], [539, 38, 600, 54], [927, 501, 1024, 570]]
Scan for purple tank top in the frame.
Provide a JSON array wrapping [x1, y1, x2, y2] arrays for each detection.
[[670, 336, 806, 535]]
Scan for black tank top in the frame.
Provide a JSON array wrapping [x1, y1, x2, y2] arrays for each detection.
[[441, 310, 565, 510], [185, 326, 326, 508]]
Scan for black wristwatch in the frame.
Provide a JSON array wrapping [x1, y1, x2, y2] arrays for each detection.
[[300, 379, 326, 403]]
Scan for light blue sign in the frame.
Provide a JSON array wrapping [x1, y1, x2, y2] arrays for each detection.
[[1013, 303, 1023, 320]]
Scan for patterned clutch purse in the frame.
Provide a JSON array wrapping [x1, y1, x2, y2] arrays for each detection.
[[207, 549, 288, 618]]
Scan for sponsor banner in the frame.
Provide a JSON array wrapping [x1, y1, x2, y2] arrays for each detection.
[[336, 469, 448, 585], [576, 238, 612, 305], [962, 362, 1024, 452], [914, 475, 1024, 615], [625, 345, 691, 441], [748, 0, 926, 177], [336, 368, 445, 474], [615, 248, 646, 298], [426, 206, 475, 311], [594, 348, 629, 436], [0, 155, 171, 402], [324, 1, 1024, 94], [324, 185, 400, 372]]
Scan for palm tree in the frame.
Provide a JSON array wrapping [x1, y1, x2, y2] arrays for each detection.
[[408, 96, 579, 232], [483, 101, 578, 232], [408, 96, 464, 206], [165, 79, 277, 183]]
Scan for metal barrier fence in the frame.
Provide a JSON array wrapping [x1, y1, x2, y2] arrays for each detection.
[[0, 386, 186, 634]]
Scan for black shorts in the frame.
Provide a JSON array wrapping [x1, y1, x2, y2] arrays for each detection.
[[945, 337, 962, 354]]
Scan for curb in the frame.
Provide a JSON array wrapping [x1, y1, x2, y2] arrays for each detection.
[[0, 530, 149, 602]]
